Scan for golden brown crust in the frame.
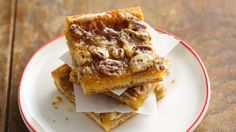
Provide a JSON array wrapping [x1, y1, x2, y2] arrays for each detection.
[[65, 6, 143, 23], [51, 64, 74, 99], [86, 112, 136, 132], [84, 113, 106, 131], [51, 64, 72, 79], [64, 7, 143, 30], [118, 7, 143, 20]]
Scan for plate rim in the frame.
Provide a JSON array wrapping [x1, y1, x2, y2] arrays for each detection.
[[18, 28, 211, 132]]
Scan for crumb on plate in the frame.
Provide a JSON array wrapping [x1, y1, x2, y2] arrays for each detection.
[[63, 107, 73, 112], [171, 79, 175, 84], [52, 96, 63, 109]]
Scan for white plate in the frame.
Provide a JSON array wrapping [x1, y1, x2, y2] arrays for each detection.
[[18, 29, 210, 132]]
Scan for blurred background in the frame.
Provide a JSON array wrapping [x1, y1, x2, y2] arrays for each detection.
[[0, 0, 235, 131]]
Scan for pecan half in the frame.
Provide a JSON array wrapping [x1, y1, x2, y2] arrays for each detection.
[[96, 59, 125, 76], [88, 46, 109, 60], [130, 53, 154, 73]]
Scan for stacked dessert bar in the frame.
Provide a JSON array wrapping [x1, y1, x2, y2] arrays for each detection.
[[51, 7, 169, 131]]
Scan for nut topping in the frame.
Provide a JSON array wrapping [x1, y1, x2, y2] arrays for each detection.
[[88, 46, 109, 60], [96, 59, 125, 76], [68, 12, 157, 77], [134, 45, 153, 54], [80, 67, 93, 76], [110, 47, 125, 59], [119, 31, 131, 45], [69, 24, 83, 36], [107, 112, 124, 121], [70, 24, 94, 42], [126, 86, 145, 98], [123, 44, 135, 58], [74, 51, 92, 66], [91, 36, 108, 46], [136, 45, 152, 51], [130, 53, 154, 73], [129, 19, 146, 31], [154, 57, 170, 71], [103, 27, 119, 36], [125, 29, 151, 42]]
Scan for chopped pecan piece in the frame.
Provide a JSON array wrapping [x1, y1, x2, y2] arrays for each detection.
[[74, 51, 92, 66], [154, 57, 170, 71], [103, 112, 124, 121], [96, 59, 125, 76], [88, 46, 109, 60], [80, 67, 93, 76], [126, 86, 142, 98], [134, 45, 153, 54], [125, 29, 151, 42], [123, 44, 135, 58], [128, 19, 146, 31], [110, 47, 125, 59], [103, 27, 119, 36], [69, 24, 94, 42], [69, 24, 83, 36], [130, 53, 154, 73], [119, 31, 131, 45]]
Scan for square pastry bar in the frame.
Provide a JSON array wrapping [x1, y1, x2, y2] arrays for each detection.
[[51, 63, 166, 131], [63, 7, 169, 95], [57, 64, 157, 110], [51, 64, 136, 131]]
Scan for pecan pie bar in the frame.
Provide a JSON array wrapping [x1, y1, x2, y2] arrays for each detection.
[[51, 64, 136, 131], [54, 64, 157, 110], [64, 7, 168, 95]]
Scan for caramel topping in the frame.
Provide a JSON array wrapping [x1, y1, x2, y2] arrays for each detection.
[[96, 59, 126, 76], [69, 11, 162, 77]]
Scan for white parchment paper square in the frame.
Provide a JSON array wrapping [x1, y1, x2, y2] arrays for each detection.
[[73, 84, 157, 116]]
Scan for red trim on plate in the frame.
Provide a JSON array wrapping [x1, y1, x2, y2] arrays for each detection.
[[154, 28, 210, 131], [18, 35, 63, 132], [18, 29, 210, 131]]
